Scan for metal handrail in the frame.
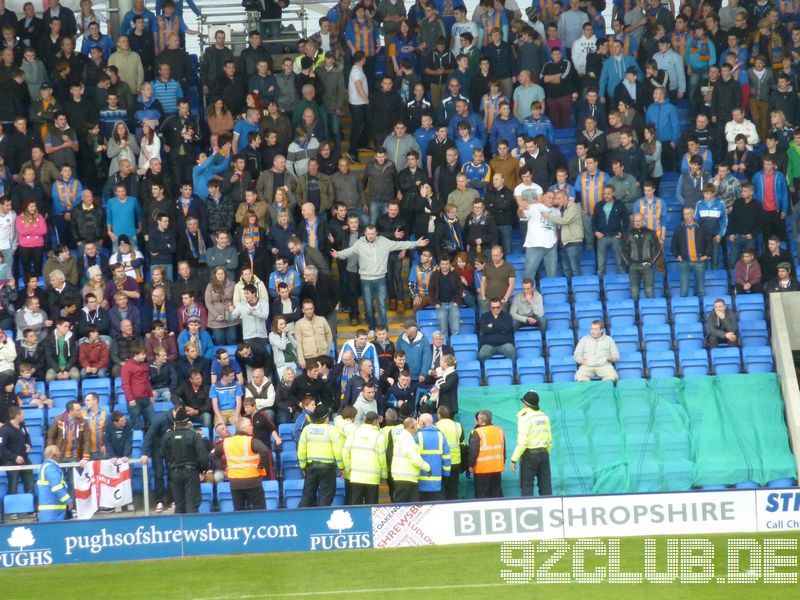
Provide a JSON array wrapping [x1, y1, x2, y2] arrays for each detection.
[[197, 2, 310, 54], [1, 458, 151, 517]]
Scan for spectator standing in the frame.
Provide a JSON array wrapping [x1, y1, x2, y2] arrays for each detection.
[[591, 186, 629, 276], [622, 213, 661, 301], [672, 206, 711, 297], [429, 254, 463, 338]]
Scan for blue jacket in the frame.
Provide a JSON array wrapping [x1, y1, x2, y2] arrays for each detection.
[[752, 170, 790, 214], [694, 198, 728, 237], [591, 199, 629, 236], [520, 115, 554, 143], [490, 116, 521, 154], [37, 459, 71, 520], [292, 408, 313, 442], [645, 101, 681, 144], [151, 78, 184, 115], [455, 136, 484, 166], [680, 149, 713, 174], [177, 329, 216, 360], [193, 152, 231, 197], [104, 420, 134, 459], [676, 170, 712, 209], [396, 331, 432, 380], [448, 112, 488, 145], [417, 426, 451, 492], [414, 127, 437, 163], [599, 54, 638, 98]]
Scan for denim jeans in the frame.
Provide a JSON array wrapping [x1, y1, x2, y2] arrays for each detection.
[[361, 278, 388, 330], [128, 397, 156, 430], [596, 235, 624, 275], [524, 245, 558, 280], [728, 234, 757, 265], [436, 302, 460, 337], [710, 238, 722, 270], [153, 388, 172, 403], [347, 206, 368, 226], [210, 326, 238, 345], [559, 243, 583, 278], [369, 201, 387, 225], [327, 111, 343, 155], [478, 343, 517, 364], [496, 224, 513, 256], [81, 367, 109, 379], [386, 253, 403, 300], [582, 213, 594, 246], [628, 263, 655, 301], [679, 260, 706, 296]]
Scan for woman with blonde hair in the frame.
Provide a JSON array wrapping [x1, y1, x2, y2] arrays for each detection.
[[16, 199, 47, 278], [770, 110, 795, 150], [82, 265, 107, 302], [205, 266, 240, 345]]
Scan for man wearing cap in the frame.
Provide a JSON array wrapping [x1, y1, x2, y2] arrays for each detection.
[[298, 404, 343, 507], [654, 36, 686, 101], [211, 417, 271, 510], [161, 406, 210, 513], [600, 39, 639, 102], [511, 390, 552, 497], [765, 261, 800, 293], [612, 66, 646, 112]]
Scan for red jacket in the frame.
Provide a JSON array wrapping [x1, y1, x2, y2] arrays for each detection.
[[79, 340, 110, 369], [121, 359, 152, 401]]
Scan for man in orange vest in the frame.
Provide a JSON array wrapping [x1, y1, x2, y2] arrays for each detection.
[[467, 409, 506, 498], [210, 418, 271, 510]]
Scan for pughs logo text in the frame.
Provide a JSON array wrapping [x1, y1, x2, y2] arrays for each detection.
[[1, 527, 54, 568], [309, 510, 371, 551]]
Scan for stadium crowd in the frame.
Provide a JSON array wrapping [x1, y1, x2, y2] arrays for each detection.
[[0, 0, 799, 515]]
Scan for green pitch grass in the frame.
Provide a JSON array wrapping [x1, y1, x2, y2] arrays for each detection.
[[5, 533, 799, 599]]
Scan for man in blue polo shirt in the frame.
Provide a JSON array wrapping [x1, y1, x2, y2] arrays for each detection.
[[210, 366, 243, 426]]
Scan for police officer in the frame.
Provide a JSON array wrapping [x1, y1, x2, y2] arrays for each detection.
[[298, 404, 343, 507], [37, 445, 71, 521], [342, 411, 387, 505], [468, 409, 506, 498], [142, 404, 182, 513], [416, 413, 451, 501], [333, 405, 357, 504], [435, 405, 464, 500], [161, 407, 211, 514], [511, 391, 552, 496], [391, 417, 431, 502]]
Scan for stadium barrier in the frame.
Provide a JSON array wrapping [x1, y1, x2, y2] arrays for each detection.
[[2, 488, 799, 568]]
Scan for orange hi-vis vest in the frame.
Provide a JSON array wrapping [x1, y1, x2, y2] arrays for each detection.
[[474, 425, 505, 474], [223, 435, 265, 479]]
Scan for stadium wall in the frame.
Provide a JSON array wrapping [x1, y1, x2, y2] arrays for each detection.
[[769, 292, 800, 477], [3, 488, 800, 568]]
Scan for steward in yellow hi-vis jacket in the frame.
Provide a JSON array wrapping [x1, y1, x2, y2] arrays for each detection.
[[511, 390, 552, 496], [298, 405, 343, 507], [342, 411, 387, 505], [391, 417, 430, 503]]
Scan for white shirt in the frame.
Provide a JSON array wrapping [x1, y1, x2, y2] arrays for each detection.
[[523, 203, 557, 249], [318, 32, 332, 53], [514, 182, 544, 221], [450, 21, 478, 54], [348, 65, 368, 105], [0, 210, 15, 251]]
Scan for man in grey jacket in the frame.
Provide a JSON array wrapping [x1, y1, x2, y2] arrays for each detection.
[[332, 225, 428, 334], [315, 52, 346, 154], [363, 149, 397, 225], [383, 120, 421, 172], [331, 157, 368, 224], [509, 278, 547, 331]]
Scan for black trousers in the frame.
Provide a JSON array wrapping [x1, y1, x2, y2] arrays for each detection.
[[350, 482, 379, 505], [299, 464, 337, 507], [761, 209, 786, 250], [170, 467, 201, 514], [393, 480, 420, 503], [232, 485, 266, 511], [348, 103, 369, 153], [474, 473, 504, 498], [419, 490, 444, 501], [519, 449, 552, 497], [7, 468, 35, 495], [18, 246, 44, 278], [344, 478, 352, 505], [443, 468, 460, 501]]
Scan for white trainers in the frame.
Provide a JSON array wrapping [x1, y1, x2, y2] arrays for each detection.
[[114, 506, 122, 513], [155, 502, 164, 513]]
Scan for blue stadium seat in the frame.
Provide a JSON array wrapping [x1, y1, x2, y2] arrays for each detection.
[[458, 360, 482, 387], [710, 347, 741, 375], [679, 349, 709, 376], [642, 324, 672, 352], [767, 478, 796, 488], [735, 481, 760, 489], [332, 478, 346, 506], [3, 493, 35, 516], [517, 346, 542, 360], [575, 300, 603, 333], [638, 297, 668, 326], [671, 296, 700, 322], [81, 378, 112, 406], [572, 275, 600, 302], [675, 321, 704, 351], [646, 350, 677, 378], [539, 277, 569, 305], [485, 359, 514, 386], [607, 299, 635, 328], [451, 333, 478, 361], [704, 270, 729, 297], [48, 380, 79, 402], [611, 325, 640, 353], [735, 294, 765, 322], [616, 352, 644, 379], [603, 273, 631, 300], [515, 329, 543, 352], [22, 409, 45, 439], [549, 355, 577, 382], [283, 479, 304, 508], [278, 423, 294, 441], [263, 480, 280, 510], [199, 483, 214, 513], [545, 305, 572, 330], [743, 346, 774, 373], [217, 482, 233, 512], [546, 329, 575, 357], [518, 357, 546, 384], [281, 451, 302, 480], [740, 319, 769, 347]]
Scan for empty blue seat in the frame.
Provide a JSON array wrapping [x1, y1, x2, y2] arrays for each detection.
[[546, 305, 572, 330], [518, 357, 546, 384], [283, 479, 304, 509], [735, 294, 765, 322], [674, 321, 704, 351], [679, 349, 709, 376], [646, 350, 677, 378], [517, 346, 542, 359], [263, 480, 280, 510], [199, 483, 214, 513], [741, 319, 768, 347], [549, 355, 576, 382], [546, 329, 575, 356], [642, 324, 672, 352], [607, 299, 635, 328], [451, 333, 478, 351], [611, 325, 640, 353], [515, 329, 543, 351], [575, 300, 603, 333], [572, 275, 600, 302], [278, 423, 294, 441], [4, 493, 35, 515], [603, 273, 631, 300], [48, 380, 79, 400], [710, 347, 741, 375], [671, 296, 700, 322], [539, 277, 569, 305], [743, 346, 774, 373], [639, 297, 668, 326], [617, 352, 644, 379], [458, 360, 482, 386], [485, 358, 514, 386]]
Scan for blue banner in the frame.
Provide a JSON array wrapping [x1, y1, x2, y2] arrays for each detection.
[[0, 506, 373, 568]]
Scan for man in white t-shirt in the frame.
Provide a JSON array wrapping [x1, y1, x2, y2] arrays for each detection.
[[347, 51, 370, 164], [523, 190, 558, 280], [0, 197, 16, 269], [514, 167, 544, 240], [450, 6, 478, 54]]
